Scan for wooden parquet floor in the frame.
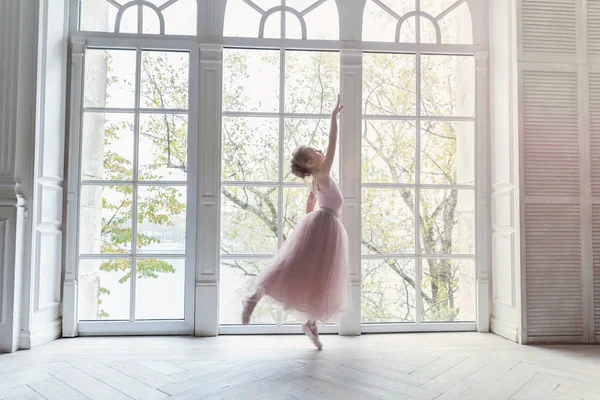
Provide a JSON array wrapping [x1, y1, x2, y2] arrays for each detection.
[[1, 333, 600, 399]]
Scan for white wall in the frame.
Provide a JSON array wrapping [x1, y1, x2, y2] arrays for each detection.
[[21, 0, 70, 350], [0, 0, 36, 353], [0, 0, 69, 353]]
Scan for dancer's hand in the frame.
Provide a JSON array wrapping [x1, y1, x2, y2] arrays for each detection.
[[332, 94, 343, 116]]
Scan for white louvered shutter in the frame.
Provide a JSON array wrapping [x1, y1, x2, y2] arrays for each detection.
[[588, 1, 600, 56], [522, 70, 585, 340], [593, 206, 600, 338], [591, 72, 600, 339], [523, 72, 580, 197], [522, 0, 576, 55]]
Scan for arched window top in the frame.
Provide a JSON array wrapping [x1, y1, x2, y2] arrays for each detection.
[[79, 0, 197, 36], [223, 0, 340, 40], [363, 0, 473, 44]]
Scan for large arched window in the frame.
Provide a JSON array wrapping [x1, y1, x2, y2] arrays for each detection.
[[65, 0, 486, 336], [361, 0, 477, 325], [219, 1, 341, 326], [218, 0, 480, 333]]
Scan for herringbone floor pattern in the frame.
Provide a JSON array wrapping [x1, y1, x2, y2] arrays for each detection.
[[1, 333, 600, 399]]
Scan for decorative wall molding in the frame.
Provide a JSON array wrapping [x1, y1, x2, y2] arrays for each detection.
[[19, 317, 62, 350], [20, 0, 70, 351], [489, 0, 521, 343], [0, 2, 20, 182], [0, 0, 34, 353], [62, 36, 86, 338], [490, 316, 518, 342]]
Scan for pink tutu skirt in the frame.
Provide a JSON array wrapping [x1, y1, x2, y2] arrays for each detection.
[[253, 207, 352, 321]]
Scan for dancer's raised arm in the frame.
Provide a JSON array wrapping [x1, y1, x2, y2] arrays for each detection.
[[320, 95, 343, 176]]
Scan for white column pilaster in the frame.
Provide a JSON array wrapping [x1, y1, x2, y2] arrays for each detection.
[[339, 49, 362, 336], [195, 44, 223, 336]]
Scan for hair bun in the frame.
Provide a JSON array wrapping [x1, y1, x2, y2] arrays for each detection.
[[290, 161, 310, 178]]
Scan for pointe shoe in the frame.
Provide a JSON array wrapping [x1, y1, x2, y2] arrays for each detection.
[[302, 321, 323, 350], [242, 298, 257, 325]]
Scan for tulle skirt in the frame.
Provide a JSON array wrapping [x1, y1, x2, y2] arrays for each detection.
[[253, 207, 352, 322]]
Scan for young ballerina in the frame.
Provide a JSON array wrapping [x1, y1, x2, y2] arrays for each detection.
[[241, 96, 350, 349]]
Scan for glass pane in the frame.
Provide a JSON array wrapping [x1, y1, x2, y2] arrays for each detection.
[[84, 49, 136, 109], [81, 113, 134, 181], [263, 11, 282, 38], [362, 120, 416, 184], [222, 117, 279, 182], [223, 0, 263, 37], [421, 121, 474, 186], [303, 0, 339, 40], [363, 53, 416, 116], [221, 186, 279, 255], [421, 55, 475, 117], [420, 0, 473, 44], [135, 258, 185, 320], [80, 0, 118, 32], [142, 5, 161, 34], [284, 118, 339, 182], [151, 0, 197, 35], [138, 114, 188, 181], [140, 51, 189, 109], [420, 189, 474, 254], [223, 49, 280, 113], [420, 16, 437, 43], [286, 11, 304, 39], [362, 188, 415, 255], [79, 185, 132, 255], [285, 51, 340, 114], [283, 187, 309, 239], [288, 0, 321, 10], [398, 15, 416, 42], [421, 259, 475, 322], [220, 260, 279, 325], [116, 5, 139, 33], [362, 0, 414, 42], [137, 186, 186, 254], [362, 259, 416, 323], [439, 2, 472, 44], [78, 259, 131, 321]]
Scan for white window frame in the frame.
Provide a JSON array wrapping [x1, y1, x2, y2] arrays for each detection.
[[65, 36, 200, 336], [359, 51, 477, 332], [63, 0, 490, 337], [219, 46, 342, 333]]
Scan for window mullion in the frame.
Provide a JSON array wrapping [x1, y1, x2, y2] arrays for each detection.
[[415, 0, 421, 44], [130, 47, 143, 322], [281, 0, 286, 39], [276, 47, 286, 326], [137, 0, 143, 35], [415, 51, 422, 325]]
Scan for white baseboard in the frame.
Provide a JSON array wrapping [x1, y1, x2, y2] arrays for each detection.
[[490, 316, 518, 343], [19, 318, 62, 349]]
